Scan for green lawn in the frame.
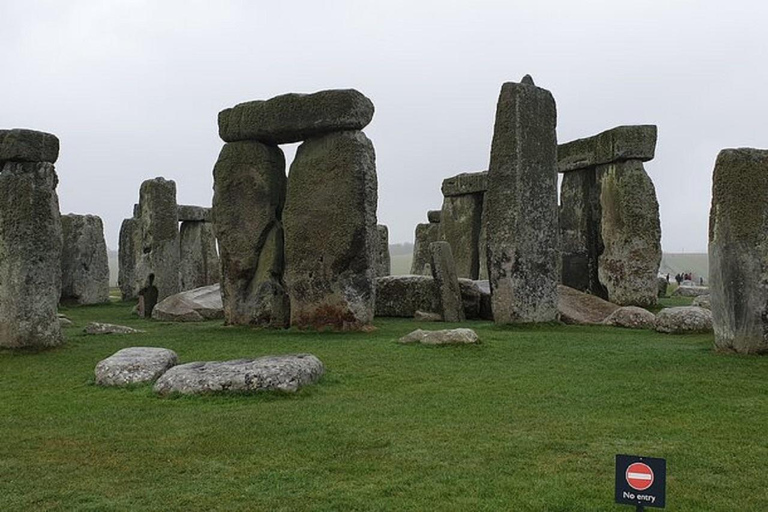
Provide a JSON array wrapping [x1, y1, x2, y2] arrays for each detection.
[[1, 301, 766, 511]]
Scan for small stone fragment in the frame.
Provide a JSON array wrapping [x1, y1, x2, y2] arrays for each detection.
[[414, 310, 442, 322], [84, 322, 145, 335], [398, 328, 479, 345]]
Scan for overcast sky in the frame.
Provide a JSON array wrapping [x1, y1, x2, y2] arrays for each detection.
[[2, 0, 766, 252]]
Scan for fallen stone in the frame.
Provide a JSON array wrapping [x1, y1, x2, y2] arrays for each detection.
[[429, 241, 465, 322], [177, 205, 211, 222], [672, 285, 710, 297], [603, 306, 656, 329], [486, 76, 559, 323], [692, 294, 711, 310], [0, 161, 63, 348], [219, 89, 374, 144], [95, 347, 178, 386], [414, 310, 442, 322], [153, 354, 324, 396], [284, 130, 377, 331], [374, 275, 483, 319], [557, 125, 657, 173], [0, 129, 59, 164], [441, 171, 488, 197], [152, 284, 224, 322], [558, 285, 619, 325], [59, 317, 73, 328], [398, 328, 479, 345], [84, 322, 145, 335], [60, 214, 110, 305], [655, 306, 713, 334]]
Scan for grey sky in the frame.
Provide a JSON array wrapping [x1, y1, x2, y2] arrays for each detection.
[[2, 0, 766, 252]]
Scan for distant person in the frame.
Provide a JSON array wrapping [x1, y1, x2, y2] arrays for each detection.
[[675, 274, 682, 285], [666, 274, 670, 283], [700, 277, 704, 286]]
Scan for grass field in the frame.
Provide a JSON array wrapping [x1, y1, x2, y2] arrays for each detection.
[[2, 298, 767, 511]]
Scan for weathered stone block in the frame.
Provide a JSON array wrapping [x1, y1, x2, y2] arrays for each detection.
[[179, 221, 220, 291], [213, 141, 289, 328], [427, 210, 442, 223], [60, 214, 110, 305], [597, 161, 661, 307], [0, 162, 63, 348], [440, 192, 483, 279], [375, 225, 391, 277], [429, 241, 465, 322], [284, 131, 377, 330], [118, 217, 142, 300], [219, 89, 374, 144], [709, 148, 768, 353], [441, 171, 488, 196], [177, 205, 211, 222], [485, 76, 560, 323], [557, 125, 657, 173], [410, 222, 440, 275], [0, 129, 59, 164]]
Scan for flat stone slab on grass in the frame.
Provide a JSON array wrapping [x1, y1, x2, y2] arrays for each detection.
[[84, 322, 145, 335], [153, 354, 325, 396], [558, 285, 619, 325], [95, 347, 179, 386], [655, 306, 713, 334], [672, 285, 710, 297], [603, 306, 656, 329], [398, 328, 480, 345], [152, 284, 224, 322]]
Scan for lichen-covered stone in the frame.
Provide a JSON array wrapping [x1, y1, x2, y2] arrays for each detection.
[[410, 222, 441, 275], [374, 275, 483, 320], [485, 77, 559, 323], [153, 354, 325, 396], [597, 161, 661, 307], [440, 192, 483, 279], [398, 328, 479, 345], [709, 148, 768, 353], [179, 221, 220, 291], [213, 141, 289, 328], [95, 347, 178, 386], [427, 210, 442, 223], [0, 129, 59, 164], [603, 306, 656, 329], [0, 162, 63, 348], [134, 178, 181, 301], [284, 131, 377, 330], [118, 217, 142, 300], [672, 285, 709, 297], [219, 89, 374, 144], [557, 125, 657, 173], [692, 294, 711, 310], [60, 214, 110, 305], [152, 283, 224, 322], [558, 285, 618, 325], [375, 225, 391, 277], [655, 306, 713, 335], [177, 205, 211, 222], [441, 171, 488, 197], [429, 241, 465, 322], [559, 167, 607, 298]]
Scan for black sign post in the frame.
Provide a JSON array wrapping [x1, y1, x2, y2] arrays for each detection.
[[615, 454, 666, 510]]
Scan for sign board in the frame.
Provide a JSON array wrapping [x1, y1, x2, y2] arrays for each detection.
[[615, 454, 666, 509]]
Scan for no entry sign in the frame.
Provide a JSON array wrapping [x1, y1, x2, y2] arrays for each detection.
[[615, 455, 666, 509]]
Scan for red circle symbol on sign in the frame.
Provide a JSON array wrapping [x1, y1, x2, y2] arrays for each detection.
[[626, 462, 654, 491]]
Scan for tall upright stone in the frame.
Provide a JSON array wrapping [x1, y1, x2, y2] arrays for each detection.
[[283, 130, 377, 330], [118, 216, 142, 300], [440, 171, 487, 279], [0, 135, 63, 348], [485, 76, 559, 323], [375, 225, 391, 277], [179, 221, 220, 291], [411, 213, 441, 275], [135, 178, 180, 301], [709, 148, 768, 354], [60, 214, 110, 305], [429, 241, 465, 322], [213, 141, 289, 328]]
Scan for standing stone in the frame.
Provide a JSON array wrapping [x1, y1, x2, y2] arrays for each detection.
[[283, 130, 377, 330], [375, 225, 391, 277], [485, 76, 560, 323], [213, 141, 289, 328], [411, 212, 441, 275], [709, 148, 768, 354], [134, 178, 180, 302], [429, 241, 465, 322], [118, 216, 142, 300], [179, 221, 220, 291], [60, 214, 110, 305], [440, 171, 487, 279], [0, 161, 63, 347], [597, 160, 661, 307]]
